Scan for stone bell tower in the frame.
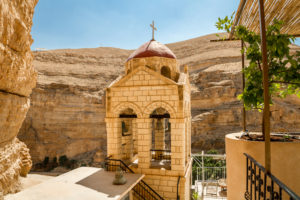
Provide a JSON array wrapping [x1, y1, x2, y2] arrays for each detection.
[[105, 23, 192, 200]]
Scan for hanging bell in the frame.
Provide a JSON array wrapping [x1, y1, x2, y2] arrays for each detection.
[[122, 121, 128, 134], [156, 118, 163, 130]]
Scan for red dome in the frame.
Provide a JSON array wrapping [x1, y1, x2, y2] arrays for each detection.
[[127, 40, 176, 61]]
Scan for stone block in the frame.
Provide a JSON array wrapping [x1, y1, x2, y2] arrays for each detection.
[[161, 186, 173, 192], [163, 192, 177, 199]]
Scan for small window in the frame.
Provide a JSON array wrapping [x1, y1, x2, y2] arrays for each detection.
[[161, 66, 171, 78]]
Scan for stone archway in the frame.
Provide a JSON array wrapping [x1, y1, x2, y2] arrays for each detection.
[[118, 108, 138, 161], [109, 102, 143, 161], [143, 102, 176, 170], [143, 101, 176, 119], [112, 102, 143, 119]]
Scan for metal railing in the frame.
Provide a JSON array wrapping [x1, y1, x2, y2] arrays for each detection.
[[177, 176, 181, 200], [104, 158, 134, 173], [132, 181, 164, 200], [196, 166, 226, 182], [244, 153, 300, 200], [150, 149, 171, 161], [105, 158, 164, 200], [192, 152, 226, 184]]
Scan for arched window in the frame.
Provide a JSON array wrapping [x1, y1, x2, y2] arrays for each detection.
[[150, 107, 171, 169], [161, 66, 171, 78], [119, 108, 137, 160]]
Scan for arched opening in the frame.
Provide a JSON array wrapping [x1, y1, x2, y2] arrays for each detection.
[[150, 107, 171, 169], [161, 66, 171, 79], [119, 108, 137, 161]]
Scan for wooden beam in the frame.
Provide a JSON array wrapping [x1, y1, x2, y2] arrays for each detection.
[[210, 38, 240, 42], [230, 0, 248, 39]]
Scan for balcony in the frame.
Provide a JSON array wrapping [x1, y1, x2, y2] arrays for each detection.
[[150, 149, 171, 170], [226, 133, 300, 200]]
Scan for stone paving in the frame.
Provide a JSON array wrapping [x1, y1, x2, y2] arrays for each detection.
[[5, 167, 143, 200]]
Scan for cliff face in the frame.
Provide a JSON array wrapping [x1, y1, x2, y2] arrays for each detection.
[[19, 48, 129, 163], [189, 62, 300, 152], [0, 0, 38, 195], [18, 34, 300, 164]]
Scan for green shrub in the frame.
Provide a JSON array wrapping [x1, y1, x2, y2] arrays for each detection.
[[43, 156, 49, 167], [67, 159, 77, 169], [59, 155, 69, 166]]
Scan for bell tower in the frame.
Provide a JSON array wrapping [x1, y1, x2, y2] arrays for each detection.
[[105, 25, 192, 200]]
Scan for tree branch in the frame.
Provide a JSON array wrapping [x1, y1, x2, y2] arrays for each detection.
[[257, 60, 262, 72]]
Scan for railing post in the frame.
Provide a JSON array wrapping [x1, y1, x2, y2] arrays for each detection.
[[244, 153, 300, 200], [201, 150, 204, 198], [250, 161, 253, 198], [177, 176, 181, 200]]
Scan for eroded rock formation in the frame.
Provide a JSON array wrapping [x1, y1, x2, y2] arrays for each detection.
[[0, 0, 38, 195], [19, 48, 128, 163], [18, 34, 300, 165]]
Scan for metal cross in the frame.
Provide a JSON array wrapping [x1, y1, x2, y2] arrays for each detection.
[[150, 20, 157, 41]]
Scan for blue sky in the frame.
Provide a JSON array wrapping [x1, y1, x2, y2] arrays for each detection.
[[31, 0, 299, 50]]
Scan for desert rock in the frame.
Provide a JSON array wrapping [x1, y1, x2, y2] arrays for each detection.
[[0, 0, 38, 194]]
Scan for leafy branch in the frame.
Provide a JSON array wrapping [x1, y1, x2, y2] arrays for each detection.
[[215, 11, 235, 39], [215, 16, 300, 110]]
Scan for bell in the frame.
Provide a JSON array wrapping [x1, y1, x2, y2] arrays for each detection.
[[113, 167, 127, 185], [156, 118, 163, 130], [122, 121, 128, 134]]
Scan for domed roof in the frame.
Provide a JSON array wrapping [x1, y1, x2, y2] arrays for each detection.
[[127, 40, 176, 61]]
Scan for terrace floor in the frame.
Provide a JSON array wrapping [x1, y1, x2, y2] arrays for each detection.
[[5, 167, 144, 200], [194, 181, 227, 200]]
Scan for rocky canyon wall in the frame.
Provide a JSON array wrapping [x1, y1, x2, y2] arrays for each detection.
[[18, 48, 129, 164], [190, 62, 300, 152], [18, 34, 300, 165], [0, 0, 38, 195]]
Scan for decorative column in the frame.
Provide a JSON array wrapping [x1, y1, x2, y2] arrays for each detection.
[[136, 118, 151, 169]]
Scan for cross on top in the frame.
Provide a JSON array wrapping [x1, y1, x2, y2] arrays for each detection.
[[150, 20, 157, 41]]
